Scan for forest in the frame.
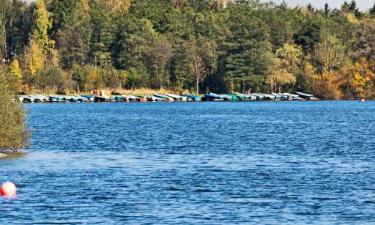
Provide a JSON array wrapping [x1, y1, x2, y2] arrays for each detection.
[[1, 0, 375, 99]]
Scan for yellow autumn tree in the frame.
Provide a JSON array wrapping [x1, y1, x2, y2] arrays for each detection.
[[8, 59, 22, 91], [24, 39, 45, 79], [305, 61, 343, 100], [25, 0, 57, 79], [32, 0, 52, 53], [97, 0, 131, 13], [350, 58, 375, 99], [8, 59, 22, 80]]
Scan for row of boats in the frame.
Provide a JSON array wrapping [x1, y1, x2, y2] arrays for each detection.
[[16, 92, 318, 103]]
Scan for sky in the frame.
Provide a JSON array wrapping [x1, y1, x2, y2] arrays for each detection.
[[261, 0, 374, 11]]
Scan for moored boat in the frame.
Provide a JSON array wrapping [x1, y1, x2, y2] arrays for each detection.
[[154, 94, 174, 102], [183, 94, 201, 102], [81, 95, 95, 102], [296, 91, 319, 100], [94, 95, 111, 102], [202, 93, 224, 101], [166, 94, 187, 102], [112, 95, 127, 102]]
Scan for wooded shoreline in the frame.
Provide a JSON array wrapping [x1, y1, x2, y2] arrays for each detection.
[[1, 0, 375, 101]]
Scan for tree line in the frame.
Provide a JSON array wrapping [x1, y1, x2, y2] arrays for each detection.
[[1, 0, 375, 99]]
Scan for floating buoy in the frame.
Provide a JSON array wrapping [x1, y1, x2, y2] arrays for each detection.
[[0, 182, 17, 198]]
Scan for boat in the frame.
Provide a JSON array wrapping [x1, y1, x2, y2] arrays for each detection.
[[251, 93, 265, 101], [296, 91, 318, 100], [146, 95, 164, 102], [125, 95, 140, 102], [166, 94, 187, 102], [17, 95, 30, 103], [272, 93, 283, 101], [263, 94, 276, 101], [32, 95, 49, 103], [282, 93, 303, 101], [135, 96, 147, 102], [246, 94, 258, 101], [183, 94, 201, 102], [202, 93, 225, 101], [112, 95, 127, 102], [49, 95, 66, 103], [233, 93, 252, 101], [94, 95, 111, 102], [80, 95, 95, 102], [224, 94, 240, 101], [65, 95, 85, 102], [154, 94, 174, 102]]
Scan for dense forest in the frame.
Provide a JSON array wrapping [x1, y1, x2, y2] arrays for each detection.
[[1, 0, 375, 99]]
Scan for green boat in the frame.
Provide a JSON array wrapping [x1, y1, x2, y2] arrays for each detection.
[[225, 94, 240, 101]]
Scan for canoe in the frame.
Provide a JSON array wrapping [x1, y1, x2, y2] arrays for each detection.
[[263, 94, 276, 100], [49, 95, 66, 103], [222, 94, 239, 101], [203, 93, 224, 101], [232, 93, 251, 101], [125, 95, 140, 102], [154, 94, 174, 102], [296, 91, 314, 98], [94, 95, 111, 102], [183, 94, 201, 102], [112, 95, 127, 102], [166, 94, 187, 102], [80, 95, 94, 102], [32, 95, 49, 103], [147, 96, 164, 102]]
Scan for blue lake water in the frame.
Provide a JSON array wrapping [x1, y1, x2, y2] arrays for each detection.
[[1, 101, 375, 224]]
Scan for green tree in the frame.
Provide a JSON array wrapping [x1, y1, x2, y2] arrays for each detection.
[[221, 6, 273, 92], [293, 20, 321, 55], [351, 20, 375, 61], [55, 0, 91, 69]]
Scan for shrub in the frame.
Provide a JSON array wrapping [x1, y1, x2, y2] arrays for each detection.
[[34, 67, 65, 92], [0, 70, 28, 150]]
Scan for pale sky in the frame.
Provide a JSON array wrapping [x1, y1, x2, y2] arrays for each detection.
[[261, 0, 374, 10]]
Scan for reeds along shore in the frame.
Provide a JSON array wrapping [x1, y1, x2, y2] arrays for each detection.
[[16, 92, 319, 104]]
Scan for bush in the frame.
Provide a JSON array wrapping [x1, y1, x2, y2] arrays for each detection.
[[0, 70, 28, 150], [34, 67, 65, 92]]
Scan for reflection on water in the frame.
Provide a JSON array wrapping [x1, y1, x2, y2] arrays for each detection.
[[1, 101, 375, 224]]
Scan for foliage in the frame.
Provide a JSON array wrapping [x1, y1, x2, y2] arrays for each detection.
[[0, 69, 28, 149], [8, 58, 22, 91]]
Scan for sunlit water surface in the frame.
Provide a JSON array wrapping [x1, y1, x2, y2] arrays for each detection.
[[1, 101, 375, 224]]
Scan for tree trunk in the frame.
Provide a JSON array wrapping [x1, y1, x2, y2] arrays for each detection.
[[196, 75, 199, 94]]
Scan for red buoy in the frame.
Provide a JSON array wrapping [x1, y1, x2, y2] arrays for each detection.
[[0, 182, 17, 198]]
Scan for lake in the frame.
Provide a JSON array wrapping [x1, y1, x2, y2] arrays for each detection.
[[1, 101, 375, 224]]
